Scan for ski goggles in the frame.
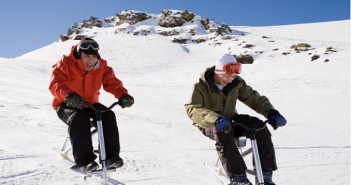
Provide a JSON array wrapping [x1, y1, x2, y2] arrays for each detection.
[[77, 40, 99, 50], [216, 62, 242, 75]]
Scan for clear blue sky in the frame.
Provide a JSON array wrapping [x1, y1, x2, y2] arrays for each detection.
[[0, 0, 349, 58]]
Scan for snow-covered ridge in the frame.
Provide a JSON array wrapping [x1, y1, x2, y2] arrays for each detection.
[[60, 9, 235, 44]]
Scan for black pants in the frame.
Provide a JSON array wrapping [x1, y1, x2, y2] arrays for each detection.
[[201, 124, 277, 178], [57, 103, 121, 167]]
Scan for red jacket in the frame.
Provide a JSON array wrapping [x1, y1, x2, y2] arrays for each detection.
[[49, 45, 128, 109]]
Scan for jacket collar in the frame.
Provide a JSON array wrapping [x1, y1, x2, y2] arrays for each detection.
[[202, 66, 220, 93]]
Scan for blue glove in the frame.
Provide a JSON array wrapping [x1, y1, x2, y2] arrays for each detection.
[[267, 110, 287, 130], [215, 118, 232, 133]]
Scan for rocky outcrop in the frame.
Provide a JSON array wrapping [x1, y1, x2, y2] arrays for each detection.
[[159, 10, 195, 28], [172, 38, 189, 44], [116, 10, 151, 26], [290, 43, 313, 52], [234, 54, 254, 64], [201, 18, 232, 35], [311, 54, 320, 61], [61, 17, 102, 41], [60, 9, 233, 42], [81, 17, 103, 28], [158, 30, 180, 36]]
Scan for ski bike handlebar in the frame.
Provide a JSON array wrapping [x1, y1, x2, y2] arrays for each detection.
[[232, 120, 269, 133], [83, 101, 120, 114]]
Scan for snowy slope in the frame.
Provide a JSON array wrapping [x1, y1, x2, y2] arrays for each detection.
[[1, 17, 350, 185]]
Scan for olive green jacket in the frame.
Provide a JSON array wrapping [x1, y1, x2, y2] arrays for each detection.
[[185, 66, 274, 129]]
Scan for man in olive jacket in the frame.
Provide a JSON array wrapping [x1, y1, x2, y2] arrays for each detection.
[[185, 54, 286, 185]]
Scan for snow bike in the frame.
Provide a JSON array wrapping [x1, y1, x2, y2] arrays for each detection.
[[61, 101, 121, 185], [215, 120, 269, 185]]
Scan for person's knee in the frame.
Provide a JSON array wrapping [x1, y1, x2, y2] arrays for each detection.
[[102, 110, 117, 124], [69, 111, 91, 128]]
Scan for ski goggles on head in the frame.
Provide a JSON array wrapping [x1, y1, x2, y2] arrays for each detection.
[[216, 62, 242, 75], [77, 40, 99, 50]]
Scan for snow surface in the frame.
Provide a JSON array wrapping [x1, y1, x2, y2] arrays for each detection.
[[0, 19, 350, 185]]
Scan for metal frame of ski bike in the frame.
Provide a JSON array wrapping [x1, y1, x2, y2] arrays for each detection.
[[61, 101, 120, 185], [216, 120, 269, 185]]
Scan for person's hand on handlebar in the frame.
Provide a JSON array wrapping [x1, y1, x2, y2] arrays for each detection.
[[267, 109, 287, 130], [215, 117, 232, 133], [65, 93, 83, 109], [118, 94, 134, 108]]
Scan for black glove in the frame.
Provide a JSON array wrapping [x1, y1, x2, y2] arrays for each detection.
[[65, 93, 83, 109], [267, 109, 287, 130], [214, 117, 232, 133], [119, 94, 134, 108], [233, 114, 265, 129]]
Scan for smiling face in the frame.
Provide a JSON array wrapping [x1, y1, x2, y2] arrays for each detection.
[[80, 52, 98, 71], [214, 73, 237, 87]]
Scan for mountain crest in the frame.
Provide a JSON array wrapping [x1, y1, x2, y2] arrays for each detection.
[[60, 9, 233, 44]]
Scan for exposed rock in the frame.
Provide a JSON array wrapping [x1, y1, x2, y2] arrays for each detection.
[[188, 29, 196, 36], [326, 47, 337, 52], [262, 36, 269, 39], [292, 43, 311, 48], [134, 29, 150, 36], [234, 54, 254, 64], [209, 24, 232, 35], [291, 43, 312, 52], [172, 38, 189, 44], [272, 48, 279, 51], [115, 28, 128, 34], [81, 17, 103, 28], [159, 10, 195, 28], [209, 42, 222, 47], [181, 10, 195, 21], [282, 52, 290, 55], [74, 35, 86, 40], [311, 54, 320, 61], [67, 27, 75, 36], [158, 30, 180, 36], [104, 17, 116, 24], [243, 44, 254, 49], [324, 59, 330, 62], [201, 18, 232, 35], [193, 38, 207, 43], [221, 36, 232, 40], [116, 10, 151, 26], [200, 18, 211, 30], [60, 35, 69, 42]]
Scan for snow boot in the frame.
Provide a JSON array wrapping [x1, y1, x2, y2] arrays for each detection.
[[106, 157, 124, 169], [263, 169, 276, 185], [82, 161, 99, 175], [229, 172, 253, 185]]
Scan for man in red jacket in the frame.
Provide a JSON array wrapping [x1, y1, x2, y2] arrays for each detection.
[[49, 38, 134, 174]]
